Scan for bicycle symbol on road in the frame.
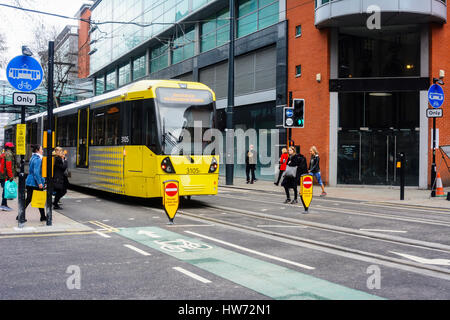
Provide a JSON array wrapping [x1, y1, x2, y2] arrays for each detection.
[[154, 239, 213, 253]]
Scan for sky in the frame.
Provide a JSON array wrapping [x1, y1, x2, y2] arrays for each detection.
[[0, 0, 91, 80]]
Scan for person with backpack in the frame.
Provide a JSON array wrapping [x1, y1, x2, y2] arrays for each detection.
[[0, 142, 16, 211]]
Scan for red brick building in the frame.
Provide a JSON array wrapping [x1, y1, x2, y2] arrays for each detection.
[[76, 4, 91, 79], [287, 0, 449, 189]]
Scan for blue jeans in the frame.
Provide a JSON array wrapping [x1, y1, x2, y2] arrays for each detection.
[[312, 172, 323, 186]]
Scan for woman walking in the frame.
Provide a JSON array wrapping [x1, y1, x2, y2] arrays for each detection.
[[309, 146, 327, 196], [274, 148, 289, 186], [281, 147, 301, 204], [53, 147, 68, 209], [21, 144, 46, 222]]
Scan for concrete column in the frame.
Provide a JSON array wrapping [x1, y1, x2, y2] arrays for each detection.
[[329, 92, 338, 187], [419, 90, 428, 189]]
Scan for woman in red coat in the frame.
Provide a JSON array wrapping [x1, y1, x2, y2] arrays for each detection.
[[274, 148, 289, 186]]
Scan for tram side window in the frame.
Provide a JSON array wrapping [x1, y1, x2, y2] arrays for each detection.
[[56, 117, 67, 146], [131, 101, 143, 145], [105, 105, 120, 146], [67, 115, 77, 147], [91, 108, 105, 146]]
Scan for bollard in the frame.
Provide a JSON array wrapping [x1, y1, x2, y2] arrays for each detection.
[[397, 152, 405, 200]]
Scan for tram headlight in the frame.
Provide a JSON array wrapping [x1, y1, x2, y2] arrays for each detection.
[[161, 157, 176, 174], [208, 157, 218, 173]]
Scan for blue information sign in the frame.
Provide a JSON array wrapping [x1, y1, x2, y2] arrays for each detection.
[[6, 55, 43, 92], [286, 109, 293, 117], [428, 84, 444, 109]]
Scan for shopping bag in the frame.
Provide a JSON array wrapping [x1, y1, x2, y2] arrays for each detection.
[[4, 180, 18, 199], [31, 190, 47, 208]]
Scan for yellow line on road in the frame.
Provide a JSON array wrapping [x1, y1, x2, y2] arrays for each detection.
[[0, 230, 112, 239], [88, 220, 120, 233]]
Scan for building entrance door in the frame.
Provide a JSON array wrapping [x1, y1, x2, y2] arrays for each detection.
[[338, 130, 418, 185]]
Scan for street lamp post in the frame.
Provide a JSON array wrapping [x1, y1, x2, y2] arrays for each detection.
[[225, 0, 235, 185]]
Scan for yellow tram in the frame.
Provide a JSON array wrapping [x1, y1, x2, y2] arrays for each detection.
[[5, 80, 219, 198]]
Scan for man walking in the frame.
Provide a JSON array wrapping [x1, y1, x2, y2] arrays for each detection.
[[245, 144, 257, 184]]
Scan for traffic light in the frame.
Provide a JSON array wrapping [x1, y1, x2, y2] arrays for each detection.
[[293, 99, 304, 128]]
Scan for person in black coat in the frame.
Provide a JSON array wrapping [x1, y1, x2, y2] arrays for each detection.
[[52, 147, 68, 209], [281, 146, 302, 204]]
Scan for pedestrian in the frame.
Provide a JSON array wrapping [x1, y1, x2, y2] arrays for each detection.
[[296, 146, 308, 186], [281, 146, 301, 204], [0, 142, 16, 211], [245, 144, 257, 184], [309, 146, 327, 196], [274, 148, 289, 186], [52, 147, 68, 210], [20, 144, 46, 222]]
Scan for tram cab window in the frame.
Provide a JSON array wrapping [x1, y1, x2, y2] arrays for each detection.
[[156, 87, 215, 155], [105, 105, 120, 146], [145, 101, 158, 152], [131, 101, 143, 145]]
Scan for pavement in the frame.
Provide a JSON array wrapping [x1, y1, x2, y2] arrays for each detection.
[[0, 190, 92, 235], [218, 177, 450, 209]]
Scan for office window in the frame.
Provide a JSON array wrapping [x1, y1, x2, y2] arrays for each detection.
[[118, 63, 131, 87], [106, 70, 116, 91], [296, 25, 302, 37], [133, 54, 146, 80], [295, 65, 301, 77], [201, 8, 230, 53], [151, 43, 169, 73], [95, 76, 104, 95], [172, 26, 195, 64], [237, 0, 279, 38]]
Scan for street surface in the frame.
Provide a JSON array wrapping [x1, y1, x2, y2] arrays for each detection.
[[1, 185, 449, 302]]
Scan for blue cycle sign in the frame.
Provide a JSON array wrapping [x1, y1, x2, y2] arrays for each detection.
[[6, 55, 43, 92], [428, 84, 444, 108]]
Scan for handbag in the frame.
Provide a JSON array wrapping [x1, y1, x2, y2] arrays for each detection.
[[4, 180, 18, 199], [31, 190, 47, 208], [284, 165, 297, 178]]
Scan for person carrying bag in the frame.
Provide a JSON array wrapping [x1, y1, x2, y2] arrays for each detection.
[[52, 147, 68, 209], [281, 146, 301, 204], [18, 144, 46, 223]]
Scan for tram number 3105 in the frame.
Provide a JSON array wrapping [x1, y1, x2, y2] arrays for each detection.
[[186, 168, 200, 174]]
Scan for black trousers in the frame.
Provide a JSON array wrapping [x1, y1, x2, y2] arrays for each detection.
[[246, 164, 256, 182], [1, 179, 7, 207], [284, 185, 298, 200], [54, 187, 67, 205], [275, 170, 285, 185], [25, 186, 46, 219]]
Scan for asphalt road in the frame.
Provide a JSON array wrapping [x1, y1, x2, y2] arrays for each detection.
[[0, 186, 449, 302]]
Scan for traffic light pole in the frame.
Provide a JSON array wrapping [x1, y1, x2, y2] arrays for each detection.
[[46, 41, 54, 226], [225, 0, 235, 185]]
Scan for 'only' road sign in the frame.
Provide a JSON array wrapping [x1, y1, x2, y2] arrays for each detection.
[[6, 55, 43, 92]]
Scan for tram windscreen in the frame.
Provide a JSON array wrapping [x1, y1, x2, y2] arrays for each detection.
[[156, 87, 215, 155]]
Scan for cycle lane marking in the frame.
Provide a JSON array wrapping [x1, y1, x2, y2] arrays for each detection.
[[118, 226, 384, 300], [173, 267, 212, 284]]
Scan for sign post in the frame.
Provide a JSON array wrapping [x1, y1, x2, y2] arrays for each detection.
[[300, 174, 313, 213], [428, 83, 444, 197], [162, 180, 180, 224], [7, 54, 43, 227]]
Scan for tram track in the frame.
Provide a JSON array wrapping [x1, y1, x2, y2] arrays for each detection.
[[177, 203, 450, 279]]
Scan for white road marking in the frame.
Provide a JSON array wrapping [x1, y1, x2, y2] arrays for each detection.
[[185, 231, 315, 270], [102, 219, 110, 222], [257, 225, 307, 229], [137, 230, 161, 238], [261, 209, 268, 212], [93, 231, 111, 238], [220, 212, 227, 215], [76, 200, 82, 203], [124, 244, 151, 256], [390, 251, 450, 266], [360, 229, 407, 233], [152, 216, 160, 219], [167, 224, 214, 227], [173, 267, 211, 283], [128, 218, 135, 221]]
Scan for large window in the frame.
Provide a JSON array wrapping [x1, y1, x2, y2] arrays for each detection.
[[237, 0, 279, 38], [91, 108, 105, 146], [105, 105, 120, 145], [201, 8, 230, 53], [133, 54, 146, 80], [172, 27, 195, 64], [339, 25, 421, 78], [118, 63, 131, 87], [106, 70, 116, 91], [151, 43, 169, 73], [95, 76, 104, 96]]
